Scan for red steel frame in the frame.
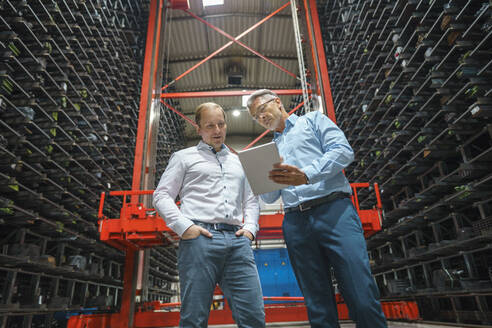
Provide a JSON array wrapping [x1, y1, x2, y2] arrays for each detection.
[[303, 0, 336, 122], [68, 1, 420, 327], [132, 0, 163, 198]]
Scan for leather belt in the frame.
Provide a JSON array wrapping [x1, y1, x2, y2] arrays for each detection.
[[284, 192, 352, 213], [192, 220, 240, 232]]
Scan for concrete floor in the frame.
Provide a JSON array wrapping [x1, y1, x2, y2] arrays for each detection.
[[339, 322, 478, 328], [204, 322, 479, 328]]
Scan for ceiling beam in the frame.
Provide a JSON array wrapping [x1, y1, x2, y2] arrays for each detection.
[[168, 53, 299, 64], [169, 13, 292, 22], [161, 85, 300, 94]]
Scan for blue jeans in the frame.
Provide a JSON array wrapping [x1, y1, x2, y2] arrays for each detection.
[[177, 227, 265, 328], [283, 198, 387, 328]]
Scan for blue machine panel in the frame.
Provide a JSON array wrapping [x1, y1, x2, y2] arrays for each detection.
[[254, 248, 302, 303]]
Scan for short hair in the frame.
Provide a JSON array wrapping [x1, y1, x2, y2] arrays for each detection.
[[195, 102, 226, 126], [246, 89, 278, 110]]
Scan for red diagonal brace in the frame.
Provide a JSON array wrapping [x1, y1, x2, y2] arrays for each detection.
[[184, 7, 304, 83], [160, 99, 198, 127], [162, 2, 290, 91]]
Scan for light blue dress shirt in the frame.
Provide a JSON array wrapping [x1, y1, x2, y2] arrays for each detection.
[[261, 111, 354, 208], [153, 141, 260, 237]]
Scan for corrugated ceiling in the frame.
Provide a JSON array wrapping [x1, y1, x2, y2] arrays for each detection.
[[162, 0, 301, 140]]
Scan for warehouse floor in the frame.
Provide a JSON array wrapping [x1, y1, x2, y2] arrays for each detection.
[[201, 321, 478, 328]]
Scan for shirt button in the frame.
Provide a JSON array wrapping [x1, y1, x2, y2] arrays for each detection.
[[225, 200, 228, 203], [223, 186, 226, 189], [226, 215, 229, 218]]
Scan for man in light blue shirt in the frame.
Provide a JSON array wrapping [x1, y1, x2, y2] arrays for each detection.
[[153, 102, 265, 328], [247, 90, 386, 328]]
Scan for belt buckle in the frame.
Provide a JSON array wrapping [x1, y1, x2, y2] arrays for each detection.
[[298, 202, 311, 212], [212, 223, 219, 230]]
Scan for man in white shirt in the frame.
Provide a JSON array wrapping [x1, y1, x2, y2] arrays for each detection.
[[153, 102, 265, 328]]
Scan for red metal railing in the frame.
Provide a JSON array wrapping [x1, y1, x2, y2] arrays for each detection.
[[97, 181, 383, 249], [97, 190, 177, 251]]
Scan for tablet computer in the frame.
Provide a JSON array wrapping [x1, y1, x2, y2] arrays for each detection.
[[237, 142, 285, 195]]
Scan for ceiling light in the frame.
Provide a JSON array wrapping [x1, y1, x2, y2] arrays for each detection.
[[203, 0, 223, 7], [242, 95, 248, 108], [225, 61, 244, 86], [232, 109, 241, 117]]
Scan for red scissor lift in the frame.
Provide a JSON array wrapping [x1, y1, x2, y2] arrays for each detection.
[[68, 0, 420, 327]]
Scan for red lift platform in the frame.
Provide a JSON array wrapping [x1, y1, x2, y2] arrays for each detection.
[[68, 0, 420, 327]]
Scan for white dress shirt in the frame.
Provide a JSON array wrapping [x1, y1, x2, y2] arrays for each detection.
[[153, 141, 260, 237]]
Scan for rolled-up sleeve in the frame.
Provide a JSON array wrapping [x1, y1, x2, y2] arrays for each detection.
[[153, 152, 194, 236]]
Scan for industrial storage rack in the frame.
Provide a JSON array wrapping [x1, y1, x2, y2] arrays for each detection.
[[0, 1, 182, 327], [318, 0, 492, 325]]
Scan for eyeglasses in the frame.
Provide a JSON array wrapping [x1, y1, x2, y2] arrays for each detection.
[[253, 98, 276, 121]]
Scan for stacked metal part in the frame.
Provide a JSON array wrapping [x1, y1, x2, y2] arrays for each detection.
[[318, 0, 492, 325], [0, 1, 179, 326]]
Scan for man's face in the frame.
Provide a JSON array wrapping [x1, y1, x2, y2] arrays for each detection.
[[197, 107, 227, 151], [249, 96, 283, 131]]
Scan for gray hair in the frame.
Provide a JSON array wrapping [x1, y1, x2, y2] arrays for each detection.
[[246, 89, 279, 110]]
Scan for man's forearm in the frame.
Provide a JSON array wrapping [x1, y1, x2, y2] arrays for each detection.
[[153, 196, 194, 237]]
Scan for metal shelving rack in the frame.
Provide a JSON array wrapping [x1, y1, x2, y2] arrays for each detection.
[[318, 0, 492, 325], [0, 1, 181, 326]]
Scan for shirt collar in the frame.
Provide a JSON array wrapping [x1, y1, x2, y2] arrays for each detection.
[[274, 114, 299, 139], [197, 140, 228, 154]]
